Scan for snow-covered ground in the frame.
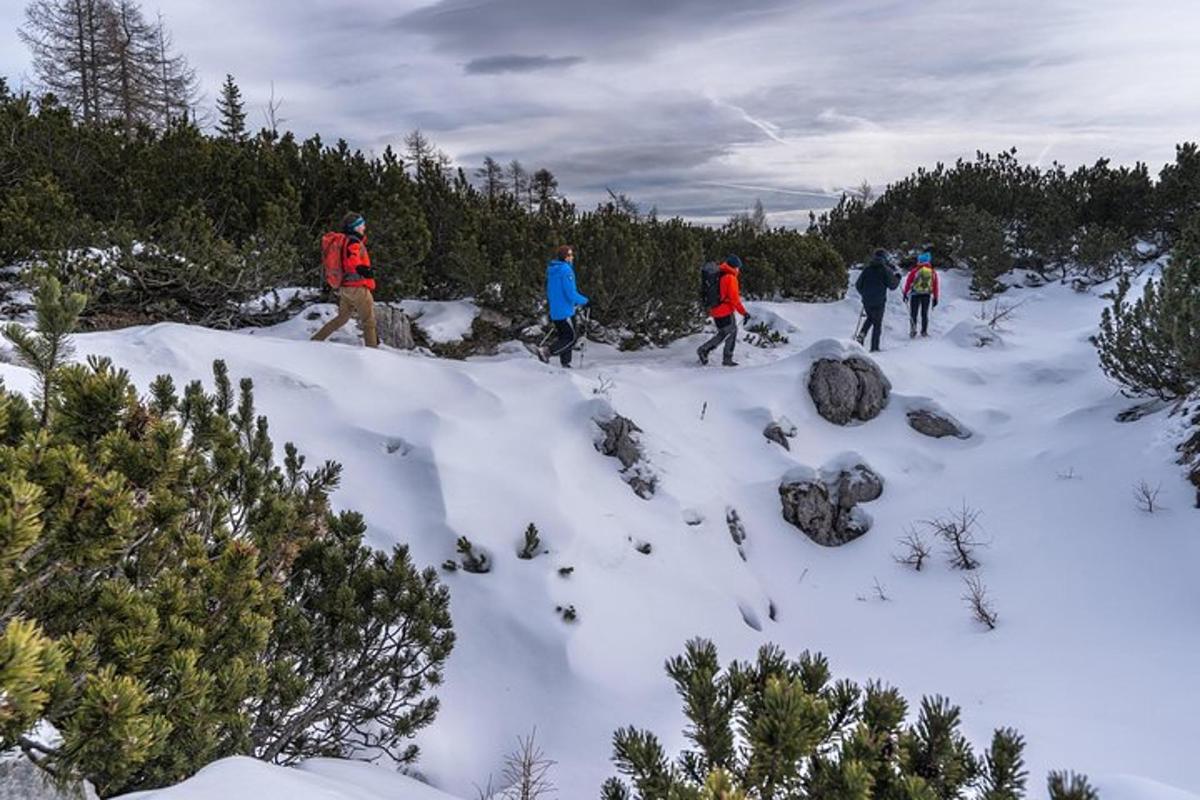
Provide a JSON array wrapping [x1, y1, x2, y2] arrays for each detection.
[[6, 270, 1196, 800]]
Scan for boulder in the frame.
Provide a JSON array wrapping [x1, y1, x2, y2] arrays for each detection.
[[907, 408, 971, 439], [595, 415, 643, 470], [779, 461, 884, 547], [375, 303, 416, 350], [594, 414, 657, 499], [0, 753, 98, 800], [808, 356, 891, 425], [763, 422, 790, 450]]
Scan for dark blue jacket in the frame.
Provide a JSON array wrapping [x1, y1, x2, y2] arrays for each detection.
[[546, 259, 589, 321], [855, 257, 900, 308]]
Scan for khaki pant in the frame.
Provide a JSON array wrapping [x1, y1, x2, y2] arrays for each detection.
[[311, 286, 378, 347]]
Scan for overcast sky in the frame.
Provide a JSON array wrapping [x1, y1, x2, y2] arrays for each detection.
[[3, 0, 1199, 226]]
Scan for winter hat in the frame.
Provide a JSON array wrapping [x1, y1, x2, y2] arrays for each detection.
[[873, 248, 889, 260], [918, 251, 932, 264], [342, 212, 366, 233], [725, 255, 744, 269]]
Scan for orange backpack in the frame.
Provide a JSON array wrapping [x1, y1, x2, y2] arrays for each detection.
[[321, 232, 349, 289]]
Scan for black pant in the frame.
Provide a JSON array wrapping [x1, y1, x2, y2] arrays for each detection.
[[700, 314, 738, 362], [550, 318, 576, 366], [861, 304, 885, 351], [909, 294, 931, 334]]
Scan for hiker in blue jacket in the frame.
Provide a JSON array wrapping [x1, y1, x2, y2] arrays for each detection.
[[544, 244, 589, 367]]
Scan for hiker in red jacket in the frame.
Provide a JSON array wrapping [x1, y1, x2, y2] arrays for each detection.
[[902, 251, 940, 338], [697, 256, 750, 367], [312, 212, 379, 347]]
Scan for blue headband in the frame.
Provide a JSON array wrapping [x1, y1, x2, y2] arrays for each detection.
[[348, 216, 365, 230]]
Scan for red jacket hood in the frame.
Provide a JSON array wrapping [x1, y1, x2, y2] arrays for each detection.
[[719, 262, 740, 276]]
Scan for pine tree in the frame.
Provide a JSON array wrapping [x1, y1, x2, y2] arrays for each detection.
[[980, 728, 1028, 800], [250, 512, 454, 766], [1097, 215, 1200, 398], [0, 281, 454, 794], [2, 276, 87, 426], [532, 168, 559, 213], [1047, 771, 1099, 800], [215, 74, 247, 139], [601, 639, 1091, 800]]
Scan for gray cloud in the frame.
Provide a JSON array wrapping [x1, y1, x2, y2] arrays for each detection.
[[464, 55, 584, 75], [396, 0, 795, 55], [2, 0, 1200, 228]]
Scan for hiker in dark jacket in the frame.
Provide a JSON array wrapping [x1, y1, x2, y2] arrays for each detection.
[[854, 249, 901, 352]]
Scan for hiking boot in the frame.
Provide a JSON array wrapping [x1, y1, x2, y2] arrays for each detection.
[[697, 346, 709, 366], [722, 358, 739, 367], [920, 331, 929, 338], [854, 331, 866, 345]]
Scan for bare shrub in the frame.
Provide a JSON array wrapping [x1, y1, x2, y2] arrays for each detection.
[[963, 574, 997, 630], [894, 527, 932, 571], [500, 728, 557, 800], [1133, 480, 1163, 513], [925, 503, 987, 570]]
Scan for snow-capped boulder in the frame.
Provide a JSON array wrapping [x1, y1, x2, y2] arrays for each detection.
[[807, 355, 891, 425], [907, 407, 972, 439], [763, 420, 795, 450], [779, 457, 884, 546]]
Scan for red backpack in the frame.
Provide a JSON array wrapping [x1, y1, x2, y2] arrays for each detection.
[[321, 232, 349, 289]]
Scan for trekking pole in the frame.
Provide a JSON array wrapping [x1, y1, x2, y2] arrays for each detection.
[[577, 307, 591, 368], [853, 308, 866, 341]]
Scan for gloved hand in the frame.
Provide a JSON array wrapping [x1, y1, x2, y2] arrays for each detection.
[[742, 313, 752, 323], [933, 298, 939, 308], [902, 294, 909, 303]]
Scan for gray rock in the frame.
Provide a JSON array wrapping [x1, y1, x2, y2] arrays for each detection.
[[907, 408, 972, 439], [375, 304, 416, 350], [779, 462, 884, 547], [808, 356, 891, 425], [594, 415, 657, 499], [595, 415, 643, 470], [0, 754, 98, 800], [763, 422, 791, 450]]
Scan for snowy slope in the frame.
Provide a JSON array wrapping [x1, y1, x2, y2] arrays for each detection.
[[8, 270, 1197, 800]]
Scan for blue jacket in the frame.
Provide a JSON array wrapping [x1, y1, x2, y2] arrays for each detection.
[[546, 259, 588, 321]]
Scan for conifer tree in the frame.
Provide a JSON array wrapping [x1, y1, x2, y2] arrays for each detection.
[[0, 281, 454, 795], [3, 276, 87, 426], [1097, 215, 1200, 398], [603, 639, 1093, 800]]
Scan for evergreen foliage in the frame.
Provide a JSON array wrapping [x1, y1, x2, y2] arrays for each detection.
[[603, 638, 1093, 800], [0, 77, 845, 343], [518, 524, 543, 560], [0, 281, 452, 795], [817, 146, 1200, 286], [1097, 215, 1200, 399]]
